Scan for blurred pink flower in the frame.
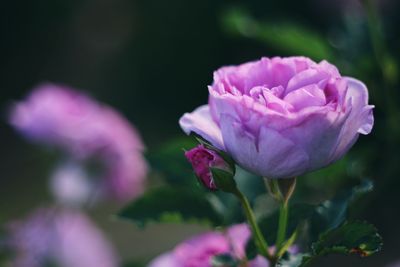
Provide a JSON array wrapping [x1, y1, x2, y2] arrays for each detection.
[[180, 57, 373, 179], [49, 161, 95, 207], [148, 224, 271, 267], [7, 207, 118, 267], [9, 83, 148, 201]]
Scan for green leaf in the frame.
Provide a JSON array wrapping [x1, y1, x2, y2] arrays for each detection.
[[211, 168, 237, 193], [211, 254, 239, 267], [298, 255, 313, 267], [311, 179, 373, 239], [118, 186, 223, 227], [298, 221, 382, 267], [146, 137, 198, 187], [312, 221, 382, 257], [221, 7, 334, 61]]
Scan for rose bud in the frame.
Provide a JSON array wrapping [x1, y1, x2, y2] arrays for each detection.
[[180, 56, 374, 179], [185, 145, 233, 191]]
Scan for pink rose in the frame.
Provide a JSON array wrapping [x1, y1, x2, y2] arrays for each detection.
[[7, 207, 118, 267], [148, 224, 269, 267], [9, 84, 148, 201], [185, 145, 232, 190], [180, 57, 374, 178]]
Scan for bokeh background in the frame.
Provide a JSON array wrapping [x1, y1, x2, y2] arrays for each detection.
[[1, 0, 400, 266]]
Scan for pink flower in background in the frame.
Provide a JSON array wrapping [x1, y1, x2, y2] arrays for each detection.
[[9, 83, 148, 201], [148, 224, 270, 267], [180, 57, 374, 179], [185, 145, 231, 190], [7, 208, 118, 267]]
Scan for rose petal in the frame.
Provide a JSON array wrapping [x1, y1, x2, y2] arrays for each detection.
[[329, 77, 374, 162], [179, 105, 224, 150], [318, 60, 341, 77], [173, 232, 228, 266], [283, 84, 326, 110], [267, 57, 297, 89], [220, 114, 309, 178], [249, 86, 292, 113], [213, 59, 272, 95], [281, 109, 350, 171], [285, 68, 330, 95], [148, 252, 180, 267], [226, 224, 251, 259], [250, 256, 270, 267]]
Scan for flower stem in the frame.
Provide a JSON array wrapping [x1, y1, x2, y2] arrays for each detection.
[[233, 189, 273, 262], [276, 201, 289, 251], [265, 177, 297, 264], [276, 228, 298, 258]]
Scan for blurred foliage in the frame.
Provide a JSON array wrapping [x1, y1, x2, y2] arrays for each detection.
[[2, 0, 400, 266], [309, 180, 373, 239], [222, 8, 334, 61], [146, 137, 198, 187], [118, 186, 223, 227]]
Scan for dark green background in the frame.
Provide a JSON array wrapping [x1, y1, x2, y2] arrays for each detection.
[[1, 0, 399, 266]]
